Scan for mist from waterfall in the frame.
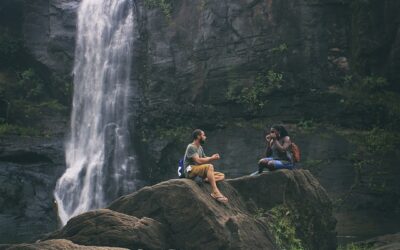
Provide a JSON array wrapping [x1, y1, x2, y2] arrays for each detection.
[[54, 0, 137, 226]]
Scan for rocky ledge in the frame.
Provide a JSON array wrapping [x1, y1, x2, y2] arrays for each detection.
[[3, 170, 337, 250], [0, 135, 66, 244]]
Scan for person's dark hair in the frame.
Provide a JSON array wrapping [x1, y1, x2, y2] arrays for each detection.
[[192, 129, 203, 140], [271, 124, 289, 138]]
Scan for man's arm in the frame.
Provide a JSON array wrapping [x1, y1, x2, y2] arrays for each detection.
[[192, 153, 219, 164]]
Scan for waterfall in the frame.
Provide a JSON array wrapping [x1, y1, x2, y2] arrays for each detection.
[[54, 0, 137, 226]]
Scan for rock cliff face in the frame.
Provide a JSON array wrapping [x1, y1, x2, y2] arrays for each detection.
[[2, 0, 399, 245], [128, 0, 400, 182], [22, 0, 79, 74], [5, 170, 337, 250], [0, 135, 65, 244], [1, 239, 127, 250]]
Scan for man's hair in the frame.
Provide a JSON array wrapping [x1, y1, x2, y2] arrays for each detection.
[[192, 129, 203, 140]]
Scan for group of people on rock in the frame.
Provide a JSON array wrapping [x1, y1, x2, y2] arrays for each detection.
[[182, 125, 296, 204]]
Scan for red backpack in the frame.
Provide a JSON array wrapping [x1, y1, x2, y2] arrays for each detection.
[[291, 143, 301, 163]]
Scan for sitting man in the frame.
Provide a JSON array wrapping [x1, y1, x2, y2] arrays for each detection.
[[184, 129, 228, 203], [258, 125, 295, 173]]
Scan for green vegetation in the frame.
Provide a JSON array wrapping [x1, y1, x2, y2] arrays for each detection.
[[270, 43, 288, 53], [0, 57, 70, 136], [302, 159, 325, 172], [337, 242, 372, 250], [140, 125, 192, 144], [0, 31, 22, 67], [0, 69, 69, 121], [0, 123, 41, 137], [253, 208, 266, 219], [338, 75, 400, 129], [266, 205, 305, 250], [144, 0, 172, 19], [16, 68, 46, 101], [324, 126, 400, 210], [155, 126, 192, 142], [226, 69, 284, 112], [0, 26, 71, 137], [296, 119, 316, 132]]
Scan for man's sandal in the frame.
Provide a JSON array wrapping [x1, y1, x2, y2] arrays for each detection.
[[211, 193, 228, 203]]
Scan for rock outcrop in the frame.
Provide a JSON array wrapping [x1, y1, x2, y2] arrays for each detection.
[[3, 0, 398, 246], [22, 0, 79, 74], [0, 135, 66, 244], [22, 169, 337, 250], [355, 232, 400, 250], [43, 209, 170, 250], [228, 170, 336, 250], [1, 239, 127, 250]]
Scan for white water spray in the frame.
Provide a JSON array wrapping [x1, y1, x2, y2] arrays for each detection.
[[54, 0, 137, 226]]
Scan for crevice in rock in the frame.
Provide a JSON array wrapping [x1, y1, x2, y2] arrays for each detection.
[[0, 151, 53, 164]]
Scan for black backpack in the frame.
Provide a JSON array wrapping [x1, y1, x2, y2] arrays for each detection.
[[177, 158, 185, 178]]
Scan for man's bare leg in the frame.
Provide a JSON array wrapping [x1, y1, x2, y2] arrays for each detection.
[[205, 172, 225, 182], [206, 165, 228, 202], [214, 172, 225, 182]]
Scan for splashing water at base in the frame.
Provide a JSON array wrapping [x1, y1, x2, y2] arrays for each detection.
[[54, 0, 137, 226]]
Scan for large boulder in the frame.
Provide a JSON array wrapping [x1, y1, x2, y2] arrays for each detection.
[[355, 232, 400, 250], [44, 209, 170, 250], [107, 169, 336, 250], [227, 170, 337, 250], [2, 239, 127, 250], [108, 177, 275, 250], [1, 168, 336, 249]]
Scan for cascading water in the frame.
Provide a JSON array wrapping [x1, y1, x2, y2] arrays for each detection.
[[54, 0, 137, 226]]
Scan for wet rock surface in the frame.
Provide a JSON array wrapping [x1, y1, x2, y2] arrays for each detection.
[[228, 170, 336, 250], [107, 169, 335, 250], [22, 0, 79, 74], [44, 209, 170, 250], [6, 169, 336, 249], [354, 232, 400, 250], [1, 0, 399, 246], [1, 239, 128, 250], [0, 135, 65, 244]]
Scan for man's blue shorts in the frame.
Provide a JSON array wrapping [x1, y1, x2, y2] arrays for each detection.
[[262, 157, 294, 170]]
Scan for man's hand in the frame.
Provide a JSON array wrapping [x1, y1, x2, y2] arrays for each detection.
[[211, 153, 220, 160]]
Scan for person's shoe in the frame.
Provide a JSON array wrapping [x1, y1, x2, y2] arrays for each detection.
[[211, 193, 228, 203]]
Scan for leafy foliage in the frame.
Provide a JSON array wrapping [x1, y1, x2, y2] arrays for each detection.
[[17, 69, 46, 101], [338, 242, 372, 250], [346, 128, 400, 195], [144, 0, 172, 19], [0, 30, 22, 67], [296, 119, 316, 132], [0, 123, 40, 137], [270, 43, 288, 53], [0, 68, 70, 134], [226, 70, 284, 112], [266, 205, 305, 250], [339, 75, 400, 129]]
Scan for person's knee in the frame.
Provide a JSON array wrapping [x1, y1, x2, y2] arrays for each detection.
[[267, 161, 275, 170], [258, 159, 268, 168], [207, 164, 214, 171]]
